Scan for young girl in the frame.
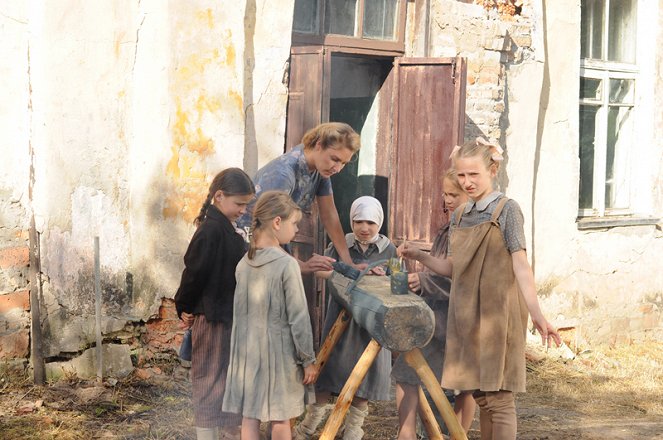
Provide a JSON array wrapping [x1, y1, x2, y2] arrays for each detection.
[[392, 169, 476, 439], [223, 191, 317, 440], [174, 168, 256, 440], [294, 196, 397, 440], [400, 138, 561, 440]]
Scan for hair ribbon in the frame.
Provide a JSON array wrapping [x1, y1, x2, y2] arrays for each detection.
[[476, 137, 504, 162]]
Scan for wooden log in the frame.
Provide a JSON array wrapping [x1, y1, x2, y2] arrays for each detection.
[[319, 339, 382, 440], [313, 309, 351, 380], [404, 349, 468, 440], [327, 272, 434, 352], [418, 385, 444, 440]]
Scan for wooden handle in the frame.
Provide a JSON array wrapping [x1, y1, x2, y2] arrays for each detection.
[[404, 348, 468, 440], [314, 309, 351, 380], [319, 339, 382, 440], [418, 385, 444, 440]]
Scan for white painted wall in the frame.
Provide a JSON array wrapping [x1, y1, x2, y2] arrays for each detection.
[[0, 0, 295, 357]]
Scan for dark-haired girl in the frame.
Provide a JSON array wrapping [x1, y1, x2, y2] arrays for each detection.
[[174, 167, 255, 440]]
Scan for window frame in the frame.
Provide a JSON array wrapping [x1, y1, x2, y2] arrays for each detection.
[[578, 0, 638, 218], [292, 0, 408, 54]]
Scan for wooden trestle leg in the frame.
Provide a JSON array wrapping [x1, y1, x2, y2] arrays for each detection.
[[404, 348, 468, 440], [319, 339, 382, 440]]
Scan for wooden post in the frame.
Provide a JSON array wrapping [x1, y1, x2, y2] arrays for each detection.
[[319, 339, 382, 440], [313, 309, 351, 380], [28, 216, 45, 385], [94, 237, 103, 383], [418, 386, 444, 440], [404, 348, 467, 440]]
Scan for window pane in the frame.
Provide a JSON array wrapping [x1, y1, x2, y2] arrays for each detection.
[[605, 106, 633, 209], [609, 78, 634, 104], [294, 0, 320, 34], [581, 0, 604, 59], [580, 77, 602, 101], [325, 0, 358, 36], [608, 0, 637, 63], [579, 105, 599, 210], [363, 0, 398, 40]]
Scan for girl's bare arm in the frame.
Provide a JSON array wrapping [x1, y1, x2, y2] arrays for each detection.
[[511, 250, 561, 347], [398, 243, 452, 277]]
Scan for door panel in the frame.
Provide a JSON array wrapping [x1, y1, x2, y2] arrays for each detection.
[[285, 47, 327, 348], [388, 57, 467, 255]]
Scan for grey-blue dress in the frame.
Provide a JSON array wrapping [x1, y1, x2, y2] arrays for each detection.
[[315, 234, 397, 401]]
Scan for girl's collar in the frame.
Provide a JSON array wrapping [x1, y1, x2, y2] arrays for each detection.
[[345, 233, 390, 253], [464, 191, 503, 213]]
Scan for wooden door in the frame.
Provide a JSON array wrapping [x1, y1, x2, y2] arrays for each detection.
[[385, 57, 467, 257], [285, 47, 328, 348]]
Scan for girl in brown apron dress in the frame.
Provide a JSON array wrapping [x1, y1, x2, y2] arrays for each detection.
[[400, 138, 561, 440]]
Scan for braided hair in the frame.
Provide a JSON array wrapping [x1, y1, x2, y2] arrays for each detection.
[[194, 168, 255, 227]]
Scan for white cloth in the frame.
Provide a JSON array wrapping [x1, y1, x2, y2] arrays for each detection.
[[349, 196, 384, 244]]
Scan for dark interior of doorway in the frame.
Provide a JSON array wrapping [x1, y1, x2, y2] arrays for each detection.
[[329, 54, 392, 235]]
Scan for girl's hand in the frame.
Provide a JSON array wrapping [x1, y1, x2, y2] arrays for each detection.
[[302, 363, 317, 385], [302, 254, 336, 274], [368, 266, 386, 276], [408, 272, 421, 292], [531, 315, 562, 348], [397, 241, 423, 261], [180, 312, 195, 329]]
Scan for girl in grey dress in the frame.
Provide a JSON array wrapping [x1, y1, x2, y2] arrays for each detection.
[[293, 196, 397, 440]]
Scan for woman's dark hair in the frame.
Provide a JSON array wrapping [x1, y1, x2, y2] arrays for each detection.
[[194, 168, 255, 226]]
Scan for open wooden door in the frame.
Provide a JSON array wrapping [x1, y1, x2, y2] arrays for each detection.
[[385, 57, 467, 257], [285, 47, 328, 348]]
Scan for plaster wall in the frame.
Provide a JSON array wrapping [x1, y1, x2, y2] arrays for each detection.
[[0, 2, 31, 360], [0, 0, 294, 361], [420, 0, 662, 344]]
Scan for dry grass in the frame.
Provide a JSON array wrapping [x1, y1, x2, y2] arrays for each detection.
[[525, 340, 663, 417], [1, 341, 662, 439]]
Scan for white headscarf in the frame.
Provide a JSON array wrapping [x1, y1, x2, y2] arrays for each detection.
[[349, 196, 384, 244]]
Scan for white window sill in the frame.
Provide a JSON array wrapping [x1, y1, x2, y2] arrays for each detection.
[[576, 216, 661, 230]]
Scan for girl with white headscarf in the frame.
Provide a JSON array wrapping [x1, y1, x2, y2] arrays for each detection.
[[293, 196, 396, 440]]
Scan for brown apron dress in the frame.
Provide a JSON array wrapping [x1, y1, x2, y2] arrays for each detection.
[[441, 197, 529, 393]]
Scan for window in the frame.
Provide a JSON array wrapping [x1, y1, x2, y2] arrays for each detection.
[[578, 0, 637, 217], [293, 0, 406, 52]]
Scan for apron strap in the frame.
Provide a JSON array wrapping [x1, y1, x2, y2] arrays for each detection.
[[490, 197, 509, 223], [453, 203, 468, 227]]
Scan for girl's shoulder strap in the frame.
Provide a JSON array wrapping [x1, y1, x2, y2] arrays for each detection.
[[490, 197, 510, 222], [453, 203, 468, 227]]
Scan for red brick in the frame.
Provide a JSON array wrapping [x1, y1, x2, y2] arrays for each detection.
[[0, 329, 30, 359], [0, 290, 30, 313], [0, 246, 29, 269]]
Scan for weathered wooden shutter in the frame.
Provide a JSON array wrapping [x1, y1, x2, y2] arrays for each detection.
[[285, 47, 328, 347], [386, 57, 467, 252]]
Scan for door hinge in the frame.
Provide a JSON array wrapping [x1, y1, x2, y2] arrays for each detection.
[[451, 59, 457, 84]]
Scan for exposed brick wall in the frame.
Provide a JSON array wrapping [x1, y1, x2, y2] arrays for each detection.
[[0, 242, 31, 360]]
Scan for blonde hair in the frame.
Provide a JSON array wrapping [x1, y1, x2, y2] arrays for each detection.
[[302, 122, 361, 154], [443, 168, 463, 192], [450, 137, 503, 173], [248, 191, 301, 259]]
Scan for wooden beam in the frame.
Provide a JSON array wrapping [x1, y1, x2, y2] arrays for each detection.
[[404, 348, 468, 440], [319, 339, 382, 440]]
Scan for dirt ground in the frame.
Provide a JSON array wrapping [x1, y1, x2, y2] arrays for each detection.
[[1, 341, 662, 440]]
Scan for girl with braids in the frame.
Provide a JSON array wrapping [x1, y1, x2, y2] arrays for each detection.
[[223, 191, 316, 440], [174, 168, 255, 440], [399, 138, 561, 440]]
